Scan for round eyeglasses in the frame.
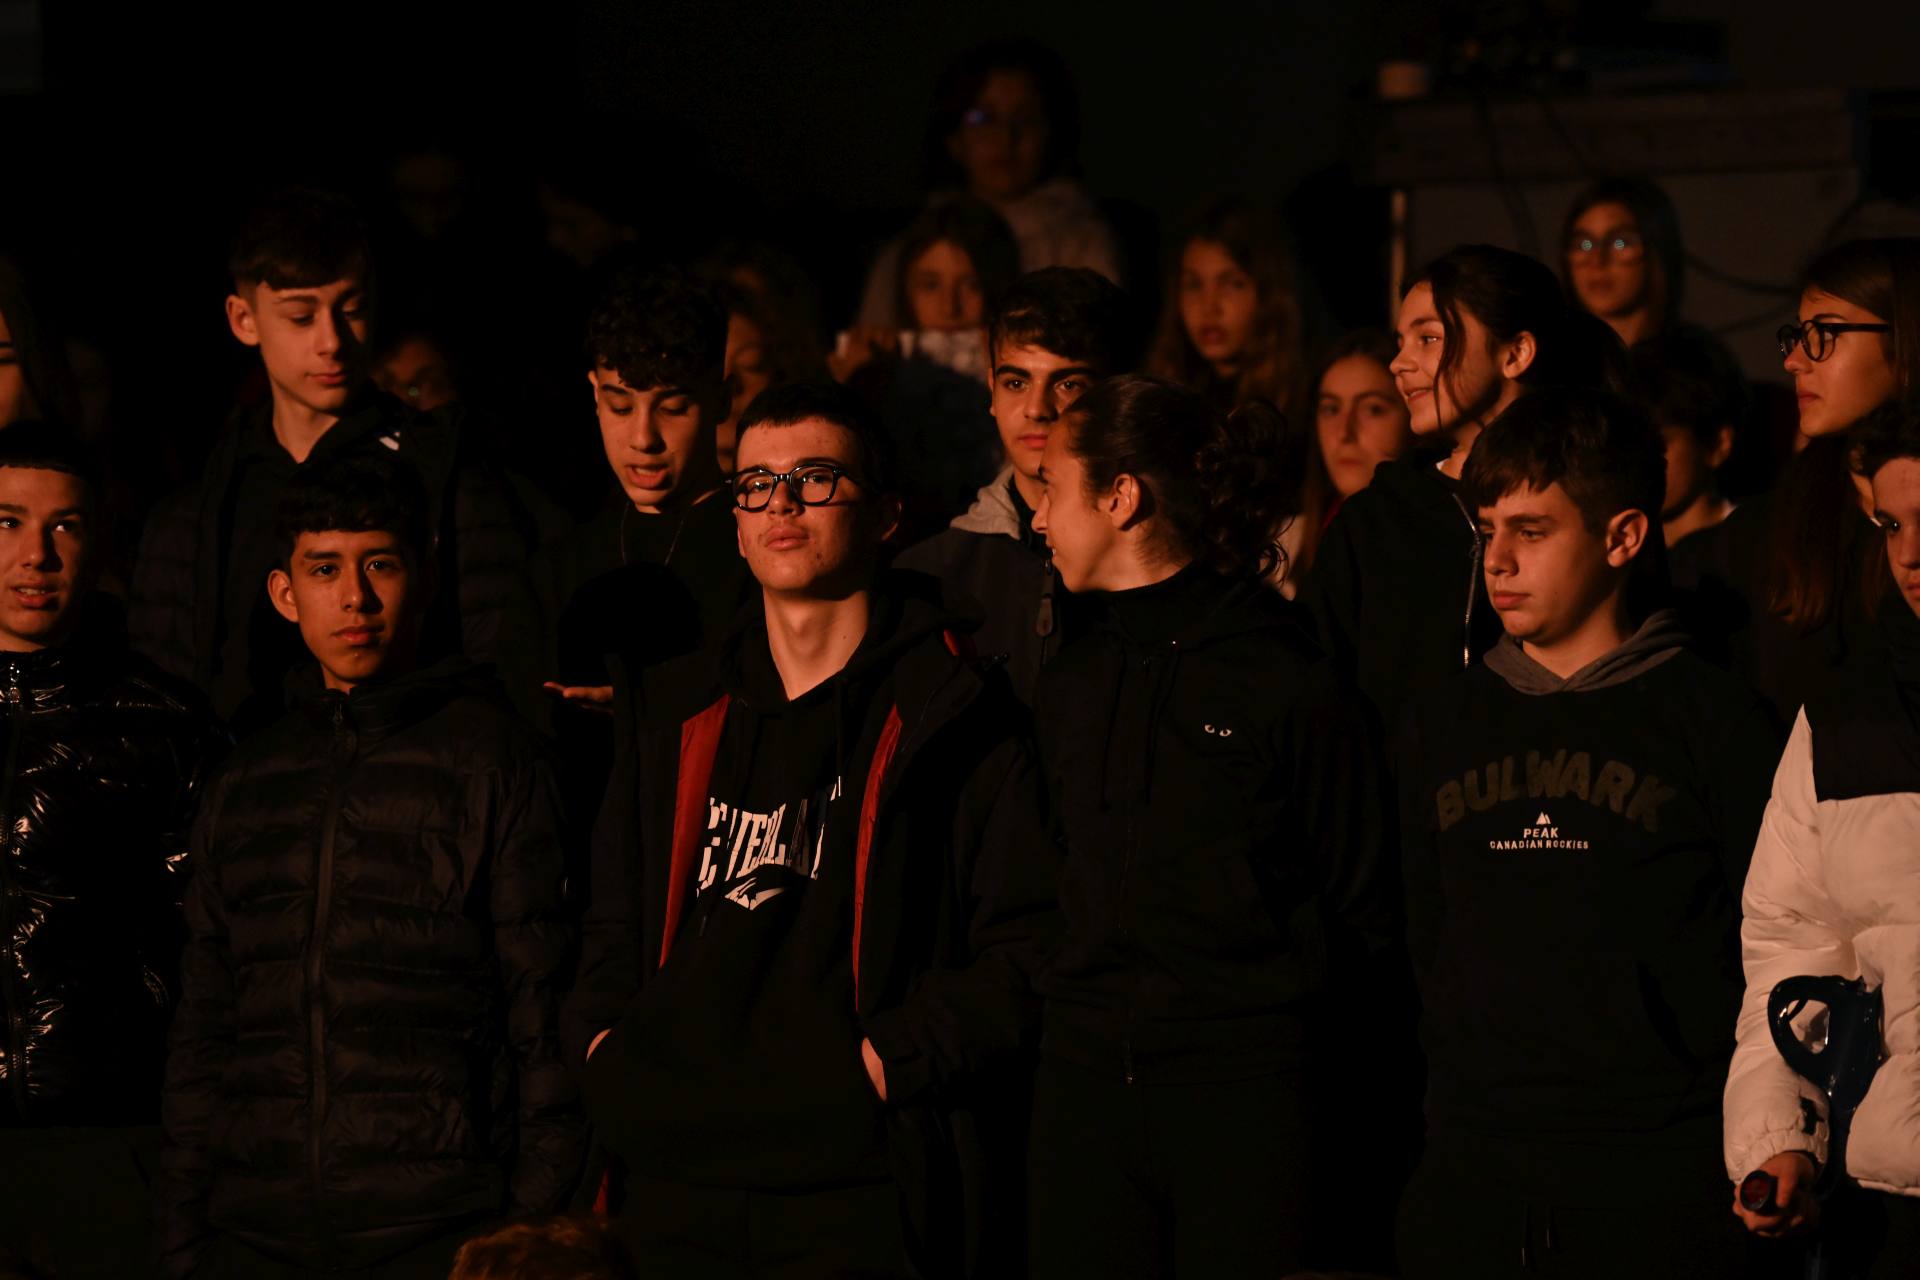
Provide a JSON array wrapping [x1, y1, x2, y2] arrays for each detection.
[[731, 464, 858, 512], [1777, 319, 1892, 363]]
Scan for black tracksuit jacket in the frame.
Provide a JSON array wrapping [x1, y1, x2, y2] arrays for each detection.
[[1306, 450, 1503, 732], [1036, 565, 1396, 1085]]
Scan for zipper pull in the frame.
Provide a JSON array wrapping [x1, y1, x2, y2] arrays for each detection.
[[1035, 582, 1055, 638]]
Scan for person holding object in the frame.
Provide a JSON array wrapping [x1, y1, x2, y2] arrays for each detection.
[[1727, 401, 1920, 1276]]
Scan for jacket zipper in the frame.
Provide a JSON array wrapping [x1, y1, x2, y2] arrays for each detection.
[[0, 680, 24, 1115], [307, 701, 351, 1260], [1121, 811, 1138, 1087], [1452, 492, 1484, 669]]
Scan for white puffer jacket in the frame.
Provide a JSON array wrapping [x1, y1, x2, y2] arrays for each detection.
[[1724, 708, 1920, 1195]]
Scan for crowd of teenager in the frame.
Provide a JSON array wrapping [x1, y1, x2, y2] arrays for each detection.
[[6, 34, 1920, 1280]]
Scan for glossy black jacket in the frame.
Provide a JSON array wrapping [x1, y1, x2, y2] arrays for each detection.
[[0, 639, 219, 1127], [156, 662, 584, 1277]]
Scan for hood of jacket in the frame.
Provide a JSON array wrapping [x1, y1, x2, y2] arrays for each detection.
[[949, 467, 1026, 540], [1483, 608, 1689, 695], [1366, 448, 1479, 535]]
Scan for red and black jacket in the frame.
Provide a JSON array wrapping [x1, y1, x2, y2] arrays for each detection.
[[563, 585, 1060, 1276]]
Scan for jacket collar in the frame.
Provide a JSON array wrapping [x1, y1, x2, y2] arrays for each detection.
[[288, 657, 488, 739]]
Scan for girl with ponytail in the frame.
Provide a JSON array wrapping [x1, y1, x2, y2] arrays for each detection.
[[1307, 243, 1628, 728], [1026, 375, 1392, 1276]]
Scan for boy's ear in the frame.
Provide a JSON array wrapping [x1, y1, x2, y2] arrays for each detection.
[[1604, 508, 1651, 567], [874, 493, 903, 546], [227, 289, 261, 349], [267, 567, 299, 623], [1708, 424, 1736, 470]]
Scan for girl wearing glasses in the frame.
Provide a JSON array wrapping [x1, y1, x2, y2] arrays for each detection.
[[1560, 176, 1687, 349], [1673, 239, 1920, 724]]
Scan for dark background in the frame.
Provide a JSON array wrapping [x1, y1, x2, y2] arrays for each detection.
[[5, 0, 1920, 516]]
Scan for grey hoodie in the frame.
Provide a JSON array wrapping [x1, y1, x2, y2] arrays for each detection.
[[1482, 609, 1689, 695]]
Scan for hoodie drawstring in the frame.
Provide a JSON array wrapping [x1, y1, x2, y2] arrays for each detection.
[[1453, 492, 1484, 669]]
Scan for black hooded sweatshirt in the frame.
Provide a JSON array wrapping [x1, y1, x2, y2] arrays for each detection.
[[1037, 564, 1395, 1085], [579, 590, 923, 1188], [1306, 450, 1502, 733], [1394, 613, 1781, 1196], [566, 577, 1060, 1276]]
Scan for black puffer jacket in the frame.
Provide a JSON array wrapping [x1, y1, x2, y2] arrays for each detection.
[[127, 394, 557, 733], [0, 639, 221, 1127], [157, 661, 583, 1277]]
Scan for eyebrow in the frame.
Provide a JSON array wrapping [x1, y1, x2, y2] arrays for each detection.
[[274, 288, 362, 307], [741, 455, 851, 471], [0, 504, 85, 517]]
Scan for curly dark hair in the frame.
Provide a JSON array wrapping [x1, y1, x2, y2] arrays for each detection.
[[1064, 375, 1298, 580], [584, 263, 728, 415], [228, 187, 372, 292], [274, 452, 432, 567], [1459, 387, 1666, 535]]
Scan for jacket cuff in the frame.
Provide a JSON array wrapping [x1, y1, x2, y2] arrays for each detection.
[[863, 1012, 936, 1106], [1732, 1117, 1828, 1180]]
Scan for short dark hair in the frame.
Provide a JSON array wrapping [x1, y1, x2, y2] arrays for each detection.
[[0, 421, 99, 502], [584, 263, 728, 412], [1630, 326, 1750, 447], [989, 267, 1136, 374], [275, 453, 433, 566], [1853, 400, 1920, 481], [1460, 387, 1665, 535], [734, 381, 896, 497], [229, 187, 372, 292]]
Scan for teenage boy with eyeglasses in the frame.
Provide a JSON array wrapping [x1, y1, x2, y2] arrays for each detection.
[[563, 381, 1058, 1278], [1392, 389, 1780, 1278]]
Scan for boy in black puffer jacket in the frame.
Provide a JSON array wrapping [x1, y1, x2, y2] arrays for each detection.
[[157, 456, 583, 1279]]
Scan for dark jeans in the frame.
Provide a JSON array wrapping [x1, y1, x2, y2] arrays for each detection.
[[0, 1123, 162, 1279], [616, 1177, 914, 1279], [1394, 1132, 1763, 1280], [1026, 1058, 1311, 1280]]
